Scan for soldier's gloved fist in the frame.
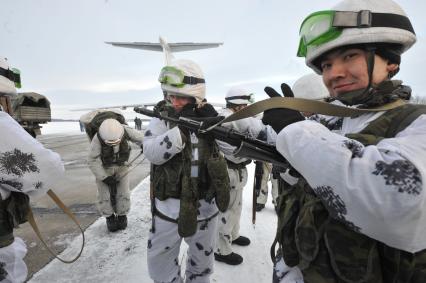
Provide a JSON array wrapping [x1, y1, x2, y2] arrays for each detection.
[[102, 175, 118, 186], [178, 103, 197, 118], [261, 83, 305, 133]]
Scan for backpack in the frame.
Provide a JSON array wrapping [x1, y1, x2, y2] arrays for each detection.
[[79, 109, 126, 140]]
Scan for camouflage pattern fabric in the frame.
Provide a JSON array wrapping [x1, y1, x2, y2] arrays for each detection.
[[273, 102, 426, 282]]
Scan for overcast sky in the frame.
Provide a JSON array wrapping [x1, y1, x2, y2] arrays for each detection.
[[1, 0, 425, 117]]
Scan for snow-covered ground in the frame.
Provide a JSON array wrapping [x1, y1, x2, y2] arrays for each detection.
[[40, 121, 139, 135], [40, 122, 83, 135], [29, 164, 278, 283]]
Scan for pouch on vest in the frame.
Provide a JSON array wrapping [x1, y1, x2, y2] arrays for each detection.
[[324, 219, 382, 283], [295, 193, 328, 263], [206, 152, 230, 212], [153, 158, 183, 200], [274, 186, 301, 267], [178, 176, 198, 237], [6, 191, 30, 227]]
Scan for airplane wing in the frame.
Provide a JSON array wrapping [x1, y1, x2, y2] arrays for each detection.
[[71, 102, 158, 111], [105, 42, 223, 52]]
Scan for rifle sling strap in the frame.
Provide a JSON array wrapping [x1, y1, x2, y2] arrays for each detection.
[[209, 97, 406, 129], [27, 189, 85, 264]]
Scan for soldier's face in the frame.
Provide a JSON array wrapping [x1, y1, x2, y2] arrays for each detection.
[[169, 94, 193, 112], [320, 48, 398, 97]]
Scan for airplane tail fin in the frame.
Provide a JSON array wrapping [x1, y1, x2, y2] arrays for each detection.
[[159, 36, 175, 65]]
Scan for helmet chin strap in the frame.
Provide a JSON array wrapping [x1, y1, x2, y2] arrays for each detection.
[[365, 46, 376, 92]]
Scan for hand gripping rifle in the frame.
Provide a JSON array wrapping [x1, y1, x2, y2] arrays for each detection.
[[134, 107, 288, 168]]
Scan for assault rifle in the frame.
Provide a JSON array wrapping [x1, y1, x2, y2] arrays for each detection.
[[134, 107, 288, 167]]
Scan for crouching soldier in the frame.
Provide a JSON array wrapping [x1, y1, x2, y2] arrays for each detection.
[[88, 118, 143, 232], [0, 57, 65, 282]]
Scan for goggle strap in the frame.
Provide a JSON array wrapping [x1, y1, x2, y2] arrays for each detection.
[[333, 11, 415, 34], [182, 76, 205, 85], [225, 95, 253, 101], [0, 67, 19, 83]]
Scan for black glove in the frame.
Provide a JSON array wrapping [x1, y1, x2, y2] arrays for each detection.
[[261, 83, 305, 133], [102, 175, 118, 186], [177, 103, 197, 118], [195, 103, 218, 117]]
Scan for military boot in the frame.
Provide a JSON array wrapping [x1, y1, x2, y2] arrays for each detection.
[[106, 214, 119, 232], [232, 236, 250, 246], [256, 203, 265, 212], [214, 252, 243, 265], [117, 215, 128, 230]]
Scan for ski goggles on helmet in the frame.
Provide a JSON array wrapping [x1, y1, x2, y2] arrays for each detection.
[[297, 10, 415, 57], [158, 66, 205, 88], [104, 138, 122, 146], [0, 67, 21, 88], [225, 93, 255, 104]]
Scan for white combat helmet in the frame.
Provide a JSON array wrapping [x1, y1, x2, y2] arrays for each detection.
[[292, 73, 329, 101], [225, 87, 255, 105], [0, 57, 17, 96], [297, 0, 416, 73], [98, 119, 124, 146], [159, 59, 206, 104]]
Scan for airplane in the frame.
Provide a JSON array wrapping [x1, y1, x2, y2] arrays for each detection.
[[105, 36, 223, 64], [73, 36, 225, 113]]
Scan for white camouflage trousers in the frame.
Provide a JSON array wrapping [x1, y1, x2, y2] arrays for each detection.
[[148, 215, 218, 283], [0, 237, 27, 283], [257, 163, 279, 206], [216, 167, 248, 255], [95, 169, 130, 216]]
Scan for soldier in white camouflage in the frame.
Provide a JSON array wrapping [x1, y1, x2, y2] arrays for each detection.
[[263, 0, 426, 282]]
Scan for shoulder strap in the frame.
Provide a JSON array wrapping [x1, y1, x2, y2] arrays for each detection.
[[356, 104, 426, 138], [386, 104, 426, 137], [206, 97, 405, 130], [27, 190, 85, 264]]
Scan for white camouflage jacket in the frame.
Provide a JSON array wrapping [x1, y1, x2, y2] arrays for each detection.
[[0, 112, 64, 200], [217, 108, 268, 164], [276, 108, 426, 253]]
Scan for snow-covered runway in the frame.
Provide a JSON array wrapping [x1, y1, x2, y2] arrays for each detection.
[[30, 164, 277, 283]]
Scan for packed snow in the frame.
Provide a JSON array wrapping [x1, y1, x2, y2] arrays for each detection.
[[29, 164, 278, 283]]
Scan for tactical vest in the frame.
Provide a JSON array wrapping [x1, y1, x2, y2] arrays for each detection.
[[97, 131, 131, 167], [273, 103, 426, 283], [0, 192, 30, 247], [152, 130, 230, 237]]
